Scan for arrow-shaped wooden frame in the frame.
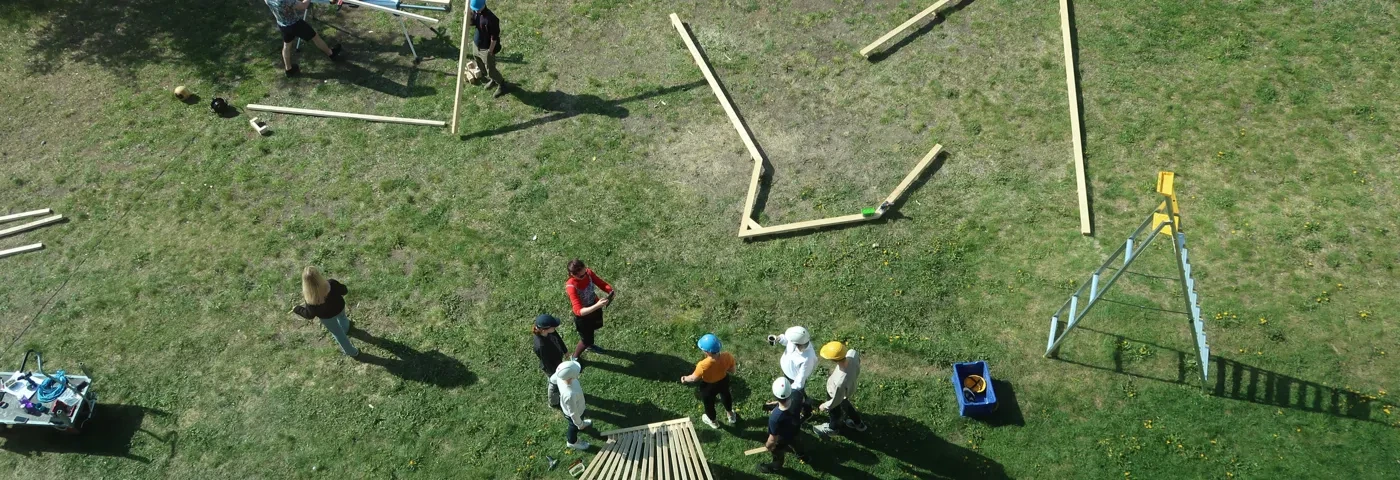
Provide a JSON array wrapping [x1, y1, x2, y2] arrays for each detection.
[[670, 14, 942, 239]]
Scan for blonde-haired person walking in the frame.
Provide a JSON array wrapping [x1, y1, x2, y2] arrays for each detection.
[[291, 266, 359, 356]]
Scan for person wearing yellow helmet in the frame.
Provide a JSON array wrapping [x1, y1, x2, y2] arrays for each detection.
[[813, 341, 867, 436]]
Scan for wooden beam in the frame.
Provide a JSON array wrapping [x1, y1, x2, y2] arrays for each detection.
[[743, 446, 768, 456], [680, 421, 714, 480], [669, 14, 769, 233], [599, 418, 691, 437], [0, 209, 51, 224], [859, 0, 954, 57], [739, 213, 871, 238], [246, 104, 446, 127], [743, 217, 762, 231], [1060, 0, 1092, 235], [450, 3, 471, 134], [341, 0, 439, 23], [0, 243, 43, 259], [414, 0, 450, 4], [0, 215, 63, 239], [882, 144, 943, 207]]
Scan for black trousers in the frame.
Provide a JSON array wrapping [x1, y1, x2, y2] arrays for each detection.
[[697, 376, 733, 420], [828, 400, 863, 429], [769, 438, 800, 467], [572, 310, 603, 357]]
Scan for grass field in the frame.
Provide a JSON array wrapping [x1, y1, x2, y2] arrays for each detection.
[[1, 0, 1397, 478]]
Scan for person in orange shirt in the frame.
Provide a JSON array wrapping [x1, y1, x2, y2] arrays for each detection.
[[680, 333, 738, 429]]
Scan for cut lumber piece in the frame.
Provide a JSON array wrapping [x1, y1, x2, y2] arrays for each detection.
[[882, 144, 943, 207], [859, 0, 955, 57], [740, 160, 764, 234], [450, 2, 471, 134], [0, 209, 52, 224], [1060, 0, 1092, 235], [743, 218, 762, 231], [415, 0, 450, 4], [680, 420, 714, 480], [743, 446, 768, 456], [341, 0, 439, 23], [599, 417, 691, 437], [0, 243, 44, 259], [739, 213, 871, 239], [246, 104, 446, 127], [0, 215, 63, 239]]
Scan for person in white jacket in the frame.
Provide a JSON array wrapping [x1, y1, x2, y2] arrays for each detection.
[[765, 326, 816, 419], [551, 361, 594, 450]]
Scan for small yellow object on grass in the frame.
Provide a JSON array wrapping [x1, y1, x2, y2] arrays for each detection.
[[174, 85, 191, 99]]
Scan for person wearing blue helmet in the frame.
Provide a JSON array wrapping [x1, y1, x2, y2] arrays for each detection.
[[468, 0, 508, 97], [680, 333, 738, 429]]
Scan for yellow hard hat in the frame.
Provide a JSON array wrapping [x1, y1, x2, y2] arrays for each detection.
[[819, 341, 847, 360]]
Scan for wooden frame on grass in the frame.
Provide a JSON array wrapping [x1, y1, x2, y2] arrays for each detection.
[[671, 13, 943, 239], [247, 104, 445, 127], [0, 243, 44, 259], [859, 0, 955, 57], [450, 3, 471, 134], [582, 417, 712, 480], [1060, 0, 1092, 235]]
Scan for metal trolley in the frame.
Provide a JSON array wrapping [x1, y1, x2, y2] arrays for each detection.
[[0, 351, 95, 433]]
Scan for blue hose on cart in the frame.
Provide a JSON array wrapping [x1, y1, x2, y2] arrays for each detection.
[[36, 370, 67, 403]]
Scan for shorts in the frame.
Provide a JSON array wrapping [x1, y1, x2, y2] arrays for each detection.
[[279, 20, 317, 43]]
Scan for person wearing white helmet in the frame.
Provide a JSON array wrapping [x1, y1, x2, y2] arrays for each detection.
[[680, 333, 738, 429], [813, 341, 868, 437], [759, 377, 808, 474], [550, 360, 594, 450], [765, 326, 816, 418]]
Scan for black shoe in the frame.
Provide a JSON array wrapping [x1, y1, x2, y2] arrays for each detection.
[[329, 44, 344, 62], [756, 463, 780, 474], [493, 83, 510, 98], [285, 64, 301, 77], [587, 344, 604, 353]]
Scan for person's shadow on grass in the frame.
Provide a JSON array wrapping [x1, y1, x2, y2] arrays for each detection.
[[583, 395, 684, 438], [459, 81, 705, 140], [843, 413, 1008, 479], [586, 349, 694, 384], [349, 328, 475, 389]]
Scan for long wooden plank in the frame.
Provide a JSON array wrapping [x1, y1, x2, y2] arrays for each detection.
[[415, 0, 450, 4], [628, 431, 646, 480], [0, 209, 51, 224], [247, 104, 446, 127], [582, 439, 619, 480], [641, 429, 655, 480], [0, 243, 44, 260], [655, 429, 671, 480], [599, 418, 691, 437], [744, 446, 769, 456], [595, 439, 626, 480], [341, 0, 439, 23], [1061, 0, 1092, 235], [882, 144, 944, 206], [449, 1, 471, 134], [680, 420, 715, 480], [859, 0, 954, 57], [602, 435, 631, 480], [674, 423, 706, 480], [671, 427, 694, 480], [0, 215, 63, 239], [739, 213, 871, 239], [740, 159, 764, 234]]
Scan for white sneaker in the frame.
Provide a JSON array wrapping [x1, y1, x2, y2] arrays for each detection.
[[579, 419, 593, 429], [812, 423, 835, 437], [701, 414, 719, 429], [567, 440, 591, 450], [843, 419, 868, 432], [726, 411, 738, 425]]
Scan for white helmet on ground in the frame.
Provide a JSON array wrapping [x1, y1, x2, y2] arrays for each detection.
[[785, 326, 810, 346], [771, 377, 793, 400]]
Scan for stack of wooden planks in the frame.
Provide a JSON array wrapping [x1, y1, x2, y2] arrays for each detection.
[[580, 417, 714, 480]]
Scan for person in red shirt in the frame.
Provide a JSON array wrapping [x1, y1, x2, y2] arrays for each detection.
[[565, 259, 615, 359]]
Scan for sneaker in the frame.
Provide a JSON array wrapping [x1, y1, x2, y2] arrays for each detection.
[[579, 419, 593, 429], [726, 411, 739, 425], [329, 44, 344, 62], [812, 423, 835, 438], [284, 64, 301, 77], [494, 83, 510, 98], [700, 415, 719, 429], [756, 463, 779, 474], [566, 440, 590, 451], [843, 419, 868, 432], [587, 345, 605, 354]]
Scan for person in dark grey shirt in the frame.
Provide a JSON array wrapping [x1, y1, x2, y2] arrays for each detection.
[[469, 0, 507, 96], [291, 266, 358, 356]]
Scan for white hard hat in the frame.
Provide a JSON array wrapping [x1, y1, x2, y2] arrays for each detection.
[[554, 361, 581, 380], [771, 377, 793, 399], [785, 326, 810, 345]]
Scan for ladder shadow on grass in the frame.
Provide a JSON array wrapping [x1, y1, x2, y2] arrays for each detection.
[[349, 328, 475, 389], [459, 80, 706, 141], [1053, 327, 1389, 427]]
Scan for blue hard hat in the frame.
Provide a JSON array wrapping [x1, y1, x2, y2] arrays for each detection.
[[697, 334, 721, 353], [535, 314, 560, 329], [469, 0, 485, 11]]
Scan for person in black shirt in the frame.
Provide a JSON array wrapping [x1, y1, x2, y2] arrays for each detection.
[[468, 0, 507, 97], [291, 266, 359, 356], [532, 314, 570, 408], [759, 377, 808, 474]]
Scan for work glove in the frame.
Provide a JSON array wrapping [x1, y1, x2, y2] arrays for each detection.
[[767, 335, 778, 346]]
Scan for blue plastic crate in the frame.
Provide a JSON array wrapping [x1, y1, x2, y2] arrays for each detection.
[[952, 361, 997, 416]]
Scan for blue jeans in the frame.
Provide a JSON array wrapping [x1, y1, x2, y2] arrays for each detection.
[[319, 312, 358, 356], [565, 414, 580, 444]]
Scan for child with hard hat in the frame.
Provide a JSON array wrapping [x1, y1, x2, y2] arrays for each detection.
[[813, 341, 868, 437], [532, 314, 569, 408], [551, 360, 594, 450], [765, 326, 816, 419], [680, 333, 738, 429], [758, 377, 808, 474]]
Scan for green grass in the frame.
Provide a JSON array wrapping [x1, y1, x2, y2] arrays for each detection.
[[1, 0, 1397, 478]]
